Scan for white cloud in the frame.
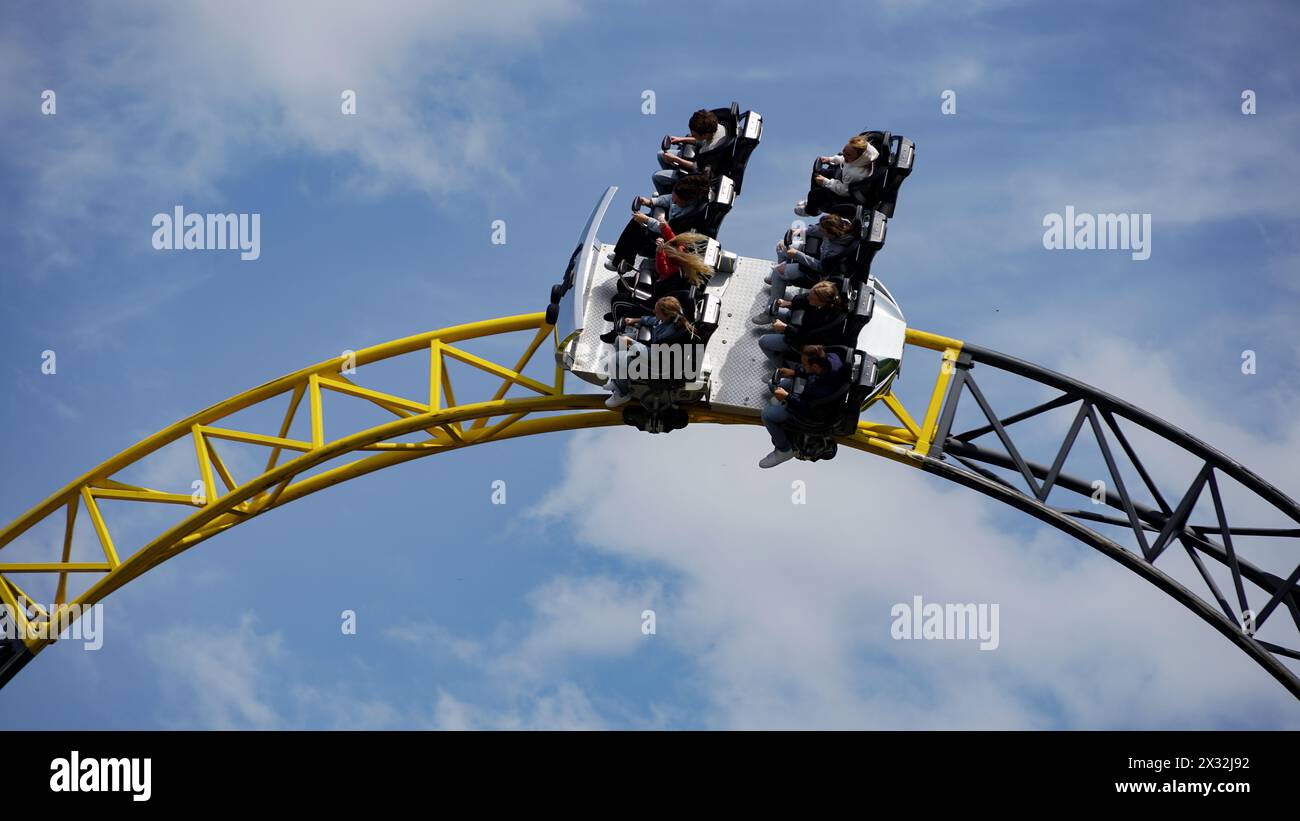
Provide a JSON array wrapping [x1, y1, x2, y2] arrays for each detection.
[[521, 329, 1300, 727], [384, 620, 484, 664], [5, 0, 581, 267], [145, 612, 411, 729], [145, 611, 284, 729], [381, 575, 664, 728], [493, 575, 662, 679], [432, 683, 605, 730]]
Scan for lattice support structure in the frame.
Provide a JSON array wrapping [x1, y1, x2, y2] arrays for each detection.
[[1, 316, 1296, 698], [924, 345, 1300, 695]]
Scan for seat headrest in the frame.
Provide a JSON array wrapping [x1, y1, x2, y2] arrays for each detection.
[[853, 353, 879, 388], [861, 211, 887, 246], [710, 175, 736, 205]]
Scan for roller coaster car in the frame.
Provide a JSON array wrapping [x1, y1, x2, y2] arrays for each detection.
[[782, 206, 888, 284], [548, 188, 729, 432], [811, 130, 914, 217], [770, 345, 882, 462], [547, 186, 907, 443], [663, 102, 763, 194]]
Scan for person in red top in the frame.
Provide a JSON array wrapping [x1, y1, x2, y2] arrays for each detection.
[[643, 221, 713, 299]]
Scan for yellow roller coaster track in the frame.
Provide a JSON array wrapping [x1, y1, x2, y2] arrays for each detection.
[[0, 313, 962, 666], [5, 309, 1299, 697]]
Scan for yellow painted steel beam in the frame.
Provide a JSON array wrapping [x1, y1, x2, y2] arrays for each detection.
[[905, 328, 964, 353], [882, 394, 922, 439], [1, 562, 115, 574], [0, 313, 548, 554], [89, 488, 197, 506], [429, 339, 444, 412], [0, 576, 31, 643], [914, 346, 963, 456], [0, 312, 965, 658], [264, 383, 306, 474], [78, 487, 120, 568], [318, 374, 428, 417], [440, 343, 556, 397], [54, 499, 78, 606], [202, 427, 313, 453], [475, 323, 555, 422], [308, 374, 325, 449], [205, 437, 239, 495], [5, 576, 48, 623]]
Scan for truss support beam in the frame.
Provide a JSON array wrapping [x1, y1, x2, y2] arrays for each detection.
[[0, 318, 1295, 700]]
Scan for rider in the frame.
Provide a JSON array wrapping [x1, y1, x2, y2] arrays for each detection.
[[609, 174, 712, 270], [768, 213, 857, 298], [759, 344, 848, 468], [794, 134, 880, 217], [649, 226, 713, 295], [605, 295, 698, 409], [653, 109, 733, 194], [752, 280, 847, 356]]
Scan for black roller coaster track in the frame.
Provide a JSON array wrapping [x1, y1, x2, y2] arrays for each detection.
[[922, 344, 1300, 698]]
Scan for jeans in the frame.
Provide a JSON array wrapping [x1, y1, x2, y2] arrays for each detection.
[[609, 340, 648, 396], [759, 333, 790, 356], [653, 148, 692, 194], [758, 305, 793, 356], [652, 169, 679, 196], [770, 261, 799, 299], [762, 379, 795, 451]]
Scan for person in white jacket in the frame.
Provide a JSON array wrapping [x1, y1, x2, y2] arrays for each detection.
[[795, 134, 880, 217]]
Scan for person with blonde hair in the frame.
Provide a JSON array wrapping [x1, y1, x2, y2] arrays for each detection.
[[605, 295, 698, 409], [609, 223, 712, 313], [794, 133, 881, 217], [656, 229, 713, 287], [752, 279, 847, 356]]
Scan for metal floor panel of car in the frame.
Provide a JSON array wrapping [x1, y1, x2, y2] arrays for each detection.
[[567, 243, 779, 415]]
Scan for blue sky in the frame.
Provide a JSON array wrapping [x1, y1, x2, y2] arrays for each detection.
[[1, 0, 1299, 728]]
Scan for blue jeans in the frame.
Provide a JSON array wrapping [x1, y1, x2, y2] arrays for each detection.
[[762, 382, 793, 451], [609, 340, 647, 395], [758, 306, 793, 356], [652, 169, 679, 195], [770, 262, 799, 299], [759, 333, 790, 356], [653, 150, 686, 194]]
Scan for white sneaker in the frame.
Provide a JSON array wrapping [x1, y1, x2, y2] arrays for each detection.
[[793, 201, 809, 217], [751, 311, 772, 325], [605, 392, 631, 409], [763, 274, 772, 284], [759, 449, 796, 468]]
